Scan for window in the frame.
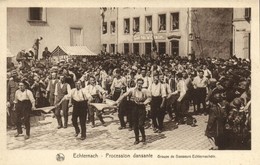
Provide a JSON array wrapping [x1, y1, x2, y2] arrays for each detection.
[[245, 8, 251, 21], [102, 22, 107, 34], [110, 21, 116, 34], [171, 40, 179, 56], [133, 17, 140, 33], [70, 28, 83, 46], [133, 43, 139, 54], [145, 16, 152, 32], [145, 43, 152, 55], [158, 14, 166, 32], [124, 18, 130, 34], [243, 32, 250, 59], [171, 13, 179, 30], [110, 44, 115, 54], [28, 7, 47, 22], [102, 44, 107, 52], [158, 42, 166, 55], [124, 43, 130, 54]]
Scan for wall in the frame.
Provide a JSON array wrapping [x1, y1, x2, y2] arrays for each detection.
[[233, 8, 251, 59], [7, 8, 101, 58], [191, 8, 233, 59]]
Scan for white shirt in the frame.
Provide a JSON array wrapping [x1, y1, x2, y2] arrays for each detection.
[[203, 69, 212, 78], [14, 89, 35, 104], [85, 84, 106, 96], [140, 76, 149, 88], [67, 88, 92, 102], [148, 82, 166, 97], [110, 77, 127, 91], [193, 76, 208, 88], [162, 83, 172, 95], [117, 87, 151, 105], [176, 79, 187, 101]]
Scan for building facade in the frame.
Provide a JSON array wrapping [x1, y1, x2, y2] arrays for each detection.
[[101, 8, 190, 56], [232, 8, 251, 59], [101, 8, 234, 59], [7, 8, 101, 58]]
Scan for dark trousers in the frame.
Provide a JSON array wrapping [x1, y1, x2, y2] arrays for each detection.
[[118, 97, 128, 127], [132, 103, 146, 141], [72, 100, 87, 138], [195, 88, 207, 113], [88, 107, 104, 125], [165, 98, 174, 119], [7, 103, 17, 127], [55, 100, 69, 127], [113, 89, 121, 101], [127, 100, 133, 128], [151, 96, 165, 130], [88, 95, 104, 125], [16, 100, 32, 136], [175, 96, 189, 122]]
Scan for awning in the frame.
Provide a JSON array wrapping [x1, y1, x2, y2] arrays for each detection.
[[51, 46, 97, 57]]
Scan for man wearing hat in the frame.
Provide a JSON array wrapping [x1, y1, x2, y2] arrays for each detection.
[[54, 75, 71, 129], [46, 72, 59, 106]]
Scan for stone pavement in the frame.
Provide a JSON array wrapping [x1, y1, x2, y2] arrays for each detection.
[[7, 107, 212, 150]]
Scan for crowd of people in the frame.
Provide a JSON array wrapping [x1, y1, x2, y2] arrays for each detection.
[[7, 50, 251, 149]]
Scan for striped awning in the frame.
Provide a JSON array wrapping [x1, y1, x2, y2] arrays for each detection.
[[51, 46, 97, 57]]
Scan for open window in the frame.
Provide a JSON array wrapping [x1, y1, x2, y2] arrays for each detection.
[[133, 17, 140, 33], [171, 12, 179, 30], [158, 14, 166, 32], [102, 22, 107, 34], [110, 21, 116, 34], [145, 16, 152, 32], [124, 18, 130, 34], [28, 7, 47, 22]]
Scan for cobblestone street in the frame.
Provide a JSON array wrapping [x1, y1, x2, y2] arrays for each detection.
[[7, 107, 212, 150]]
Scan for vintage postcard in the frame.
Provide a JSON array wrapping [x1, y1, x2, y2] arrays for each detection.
[[0, 0, 259, 165]]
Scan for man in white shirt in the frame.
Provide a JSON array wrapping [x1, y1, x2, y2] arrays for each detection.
[[85, 76, 106, 127], [116, 78, 151, 144], [192, 70, 209, 114], [203, 64, 212, 79], [110, 69, 128, 130], [159, 74, 173, 121], [168, 72, 188, 125], [54, 75, 71, 129], [14, 81, 36, 140], [148, 74, 166, 133], [66, 81, 91, 140]]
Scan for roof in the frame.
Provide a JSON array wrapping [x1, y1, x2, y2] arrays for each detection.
[[51, 46, 97, 56]]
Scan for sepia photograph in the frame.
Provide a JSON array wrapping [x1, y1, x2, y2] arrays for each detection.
[[6, 7, 252, 151]]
